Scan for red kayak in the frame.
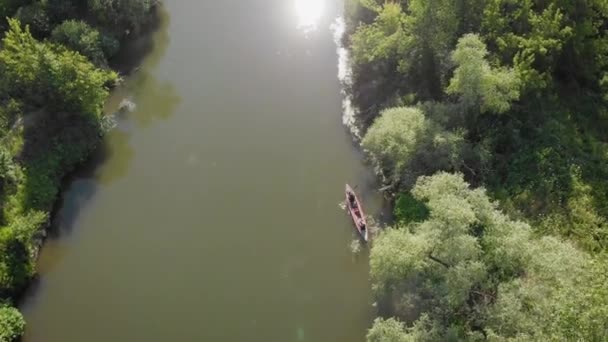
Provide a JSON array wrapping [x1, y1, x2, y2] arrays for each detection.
[[345, 184, 369, 242]]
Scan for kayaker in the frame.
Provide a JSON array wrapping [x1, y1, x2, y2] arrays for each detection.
[[348, 192, 356, 207]]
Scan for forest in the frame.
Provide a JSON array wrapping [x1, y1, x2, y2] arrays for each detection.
[[344, 0, 608, 340], [0, 1, 155, 340]]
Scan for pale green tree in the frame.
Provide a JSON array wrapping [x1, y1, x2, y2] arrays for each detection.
[[367, 318, 409, 342], [362, 106, 428, 176], [447, 34, 520, 114], [351, 3, 411, 65], [369, 172, 607, 340], [0, 306, 25, 342]]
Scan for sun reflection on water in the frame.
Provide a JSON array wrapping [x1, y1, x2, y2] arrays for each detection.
[[295, 0, 325, 32]]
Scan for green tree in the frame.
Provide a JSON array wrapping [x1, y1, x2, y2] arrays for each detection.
[[0, 19, 117, 115], [362, 106, 428, 177], [0, 99, 21, 138], [447, 34, 520, 115], [0, 18, 44, 100], [51, 20, 109, 67], [44, 47, 117, 115], [87, 0, 153, 36], [369, 173, 606, 340], [367, 318, 409, 342], [0, 211, 47, 295], [0, 306, 25, 342], [351, 2, 410, 66], [0, 147, 17, 194], [362, 106, 467, 186], [482, 1, 573, 92]]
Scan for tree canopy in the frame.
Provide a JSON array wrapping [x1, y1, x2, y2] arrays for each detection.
[[0, 19, 116, 115], [368, 173, 608, 341]]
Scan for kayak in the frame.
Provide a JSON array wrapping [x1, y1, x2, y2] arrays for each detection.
[[345, 184, 369, 242]]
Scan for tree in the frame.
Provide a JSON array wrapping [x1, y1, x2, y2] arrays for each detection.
[[0, 99, 21, 138], [447, 34, 520, 115], [0, 211, 47, 296], [0, 0, 21, 29], [0, 147, 17, 194], [51, 20, 108, 67], [362, 106, 467, 187], [362, 106, 428, 177], [482, 1, 574, 92], [0, 19, 117, 115], [369, 172, 606, 340], [351, 2, 410, 66], [87, 0, 153, 36], [0, 306, 25, 342], [0, 18, 44, 100], [367, 318, 409, 342]]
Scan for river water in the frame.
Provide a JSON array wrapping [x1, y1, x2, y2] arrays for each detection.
[[21, 1, 382, 341]]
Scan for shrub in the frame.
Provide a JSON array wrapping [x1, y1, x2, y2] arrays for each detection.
[[0, 306, 25, 342]]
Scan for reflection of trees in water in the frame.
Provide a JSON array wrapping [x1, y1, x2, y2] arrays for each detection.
[[98, 4, 180, 182], [118, 4, 181, 127], [94, 129, 135, 184], [129, 73, 181, 127], [112, 5, 171, 73]]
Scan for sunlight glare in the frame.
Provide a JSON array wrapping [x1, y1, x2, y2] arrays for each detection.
[[295, 0, 325, 32]]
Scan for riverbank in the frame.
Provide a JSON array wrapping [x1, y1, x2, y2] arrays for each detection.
[[0, 2, 159, 339], [343, 0, 608, 340]]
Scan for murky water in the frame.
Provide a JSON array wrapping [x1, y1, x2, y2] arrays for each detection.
[[21, 1, 383, 341]]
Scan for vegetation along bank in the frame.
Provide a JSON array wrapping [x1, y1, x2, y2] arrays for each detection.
[[343, 0, 608, 340], [0, 0, 157, 340]]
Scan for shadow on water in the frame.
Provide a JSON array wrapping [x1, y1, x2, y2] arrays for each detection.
[[37, 4, 179, 245], [106, 4, 181, 128]]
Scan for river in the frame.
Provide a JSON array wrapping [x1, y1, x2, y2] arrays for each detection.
[[20, 1, 383, 341]]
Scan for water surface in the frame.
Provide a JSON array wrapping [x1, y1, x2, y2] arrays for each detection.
[[22, 1, 382, 341]]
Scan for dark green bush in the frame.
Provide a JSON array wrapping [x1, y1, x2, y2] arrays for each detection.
[[51, 20, 108, 67]]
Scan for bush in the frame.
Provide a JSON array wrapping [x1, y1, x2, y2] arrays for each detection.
[[0, 306, 25, 342]]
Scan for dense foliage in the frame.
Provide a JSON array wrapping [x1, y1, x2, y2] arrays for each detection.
[[0, 0, 155, 339], [346, 0, 608, 250], [345, 0, 608, 340], [51, 20, 116, 67], [369, 173, 608, 340]]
